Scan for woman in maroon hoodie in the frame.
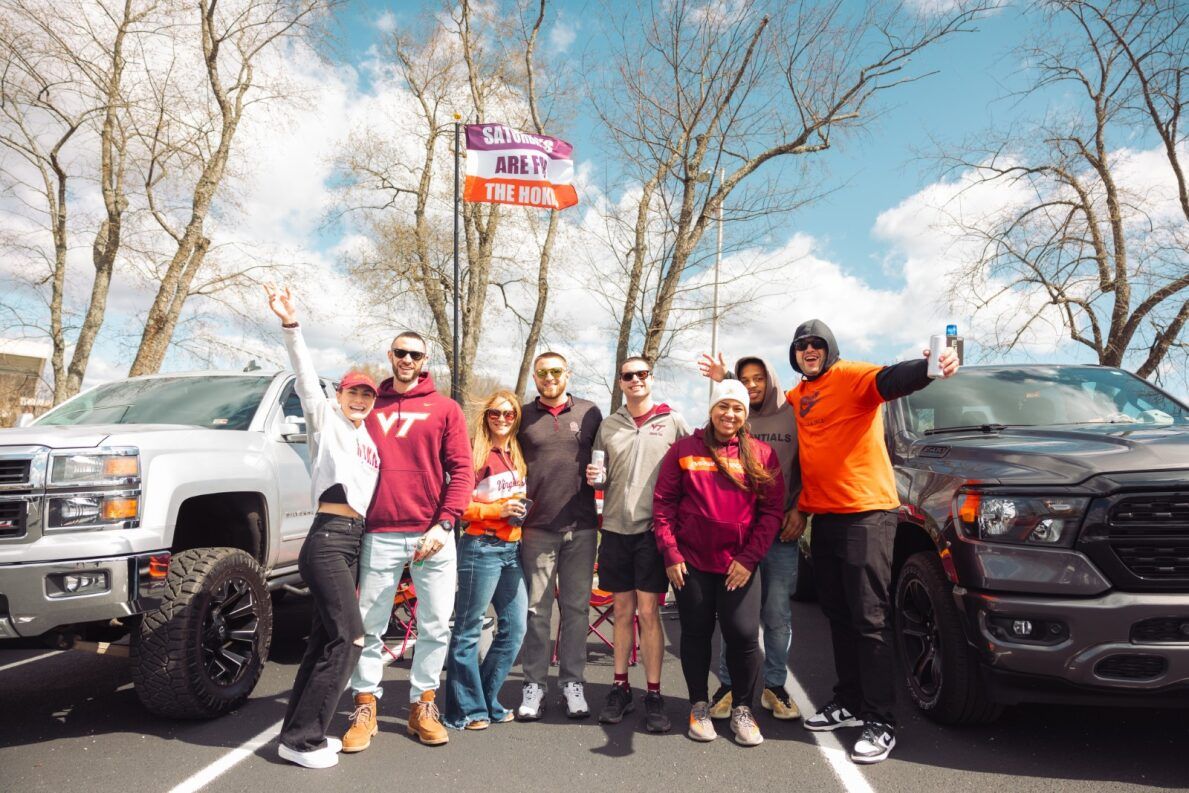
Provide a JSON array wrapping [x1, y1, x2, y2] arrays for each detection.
[[653, 380, 784, 747]]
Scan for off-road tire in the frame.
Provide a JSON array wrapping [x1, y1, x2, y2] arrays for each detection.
[[894, 552, 1002, 725], [132, 548, 272, 719]]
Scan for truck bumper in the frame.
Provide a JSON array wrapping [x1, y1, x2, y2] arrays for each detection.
[[0, 551, 170, 639], [957, 587, 1189, 697]]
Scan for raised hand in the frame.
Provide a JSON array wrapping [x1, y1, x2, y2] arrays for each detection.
[[921, 346, 960, 379], [697, 351, 728, 382], [264, 282, 298, 325]]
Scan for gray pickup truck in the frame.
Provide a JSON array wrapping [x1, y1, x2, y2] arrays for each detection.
[[0, 371, 320, 718], [882, 364, 1189, 723]]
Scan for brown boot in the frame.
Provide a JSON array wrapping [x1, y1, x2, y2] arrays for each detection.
[[342, 692, 378, 753], [407, 690, 449, 746]]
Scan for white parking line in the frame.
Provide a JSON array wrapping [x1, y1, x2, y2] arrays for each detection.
[[0, 651, 59, 673], [168, 719, 283, 793], [786, 672, 877, 793]]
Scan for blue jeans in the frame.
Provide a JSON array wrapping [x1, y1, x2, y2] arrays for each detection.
[[443, 534, 528, 728], [718, 538, 798, 689]]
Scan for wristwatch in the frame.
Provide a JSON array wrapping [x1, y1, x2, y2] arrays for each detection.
[[435, 519, 454, 533]]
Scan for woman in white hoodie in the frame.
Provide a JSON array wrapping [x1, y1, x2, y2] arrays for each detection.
[[265, 284, 381, 769]]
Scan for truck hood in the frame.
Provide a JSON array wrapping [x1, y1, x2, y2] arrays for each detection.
[[0, 423, 204, 449], [912, 424, 1189, 487]]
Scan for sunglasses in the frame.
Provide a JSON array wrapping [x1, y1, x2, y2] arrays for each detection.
[[390, 348, 426, 361], [485, 408, 516, 422], [793, 338, 827, 352], [535, 367, 566, 379], [620, 369, 651, 382]]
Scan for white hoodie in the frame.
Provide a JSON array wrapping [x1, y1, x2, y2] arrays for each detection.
[[282, 326, 380, 517]]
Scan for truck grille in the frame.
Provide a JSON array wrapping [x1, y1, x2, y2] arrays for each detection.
[[1131, 617, 1189, 644], [1107, 494, 1189, 579], [0, 459, 30, 485], [0, 500, 26, 539], [1110, 496, 1189, 535], [1094, 653, 1167, 681]]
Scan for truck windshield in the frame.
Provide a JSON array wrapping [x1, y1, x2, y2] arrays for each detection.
[[36, 376, 275, 431], [902, 366, 1189, 434]]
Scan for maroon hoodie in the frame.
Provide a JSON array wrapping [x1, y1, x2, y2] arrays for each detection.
[[364, 371, 474, 533], [652, 428, 784, 574]]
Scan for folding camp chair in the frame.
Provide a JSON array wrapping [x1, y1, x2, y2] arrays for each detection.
[[381, 566, 418, 661]]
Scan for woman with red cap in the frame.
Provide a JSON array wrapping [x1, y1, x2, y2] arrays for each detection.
[[265, 284, 381, 769]]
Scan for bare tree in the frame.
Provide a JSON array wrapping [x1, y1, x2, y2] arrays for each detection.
[[0, 0, 150, 403], [594, 0, 991, 395], [943, 0, 1187, 379], [127, 0, 330, 376]]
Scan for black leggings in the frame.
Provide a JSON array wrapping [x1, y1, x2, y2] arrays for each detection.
[[673, 564, 761, 707], [280, 513, 366, 752]]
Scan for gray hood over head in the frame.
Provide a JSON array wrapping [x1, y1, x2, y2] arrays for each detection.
[[733, 356, 785, 417], [789, 319, 840, 380]]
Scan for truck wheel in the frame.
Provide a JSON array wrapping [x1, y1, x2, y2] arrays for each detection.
[[791, 548, 816, 602], [132, 548, 273, 719], [894, 552, 1002, 725]]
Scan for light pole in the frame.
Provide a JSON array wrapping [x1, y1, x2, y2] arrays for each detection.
[[699, 168, 724, 400]]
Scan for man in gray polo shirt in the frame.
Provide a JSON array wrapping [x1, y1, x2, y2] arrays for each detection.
[[588, 355, 690, 733], [516, 351, 602, 720]]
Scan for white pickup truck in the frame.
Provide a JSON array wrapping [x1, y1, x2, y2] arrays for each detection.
[[0, 370, 321, 718]]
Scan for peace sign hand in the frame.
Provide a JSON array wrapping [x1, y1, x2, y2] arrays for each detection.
[[263, 283, 298, 325]]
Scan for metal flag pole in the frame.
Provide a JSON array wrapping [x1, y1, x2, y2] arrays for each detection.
[[452, 116, 461, 404], [709, 167, 723, 401]]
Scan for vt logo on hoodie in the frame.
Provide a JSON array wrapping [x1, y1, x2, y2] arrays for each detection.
[[375, 411, 431, 438]]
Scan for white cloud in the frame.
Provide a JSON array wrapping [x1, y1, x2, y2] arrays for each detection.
[[375, 11, 397, 34], [548, 18, 577, 53]]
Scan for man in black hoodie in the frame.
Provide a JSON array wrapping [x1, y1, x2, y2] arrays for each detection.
[[787, 319, 957, 765]]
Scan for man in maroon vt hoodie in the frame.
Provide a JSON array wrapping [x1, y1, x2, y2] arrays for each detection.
[[343, 331, 473, 750]]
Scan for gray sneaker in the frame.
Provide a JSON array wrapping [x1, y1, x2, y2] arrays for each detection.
[[687, 701, 717, 742], [730, 705, 763, 746]]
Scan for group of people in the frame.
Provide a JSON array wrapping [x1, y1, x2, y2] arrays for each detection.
[[264, 283, 960, 771]]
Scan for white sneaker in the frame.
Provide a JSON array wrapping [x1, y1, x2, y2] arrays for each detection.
[[562, 681, 590, 719], [326, 737, 342, 753], [278, 742, 339, 769], [517, 682, 545, 721]]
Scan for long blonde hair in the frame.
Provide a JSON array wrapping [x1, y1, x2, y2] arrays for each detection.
[[471, 390, 527, 480]]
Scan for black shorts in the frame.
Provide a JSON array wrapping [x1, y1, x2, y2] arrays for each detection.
[[597, 530, 669, 594]]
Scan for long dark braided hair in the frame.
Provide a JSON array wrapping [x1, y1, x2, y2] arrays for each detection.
[[701, 422, 774, 495]]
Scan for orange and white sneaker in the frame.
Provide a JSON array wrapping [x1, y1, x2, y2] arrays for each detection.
[[687, 701, 717, 742]]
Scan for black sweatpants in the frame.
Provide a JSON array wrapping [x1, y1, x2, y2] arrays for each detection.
[[673, 564, 761, 707], [810, 509, 897, 725], [280, 513, 366, 752]]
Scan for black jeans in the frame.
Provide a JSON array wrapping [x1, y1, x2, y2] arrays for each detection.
[[280, 513, 366, 752], [810, 509, 897, 725], [673, 564, 761, 707]]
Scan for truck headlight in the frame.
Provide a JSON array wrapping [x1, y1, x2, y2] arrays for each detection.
[[50, 450, 139, 486], [46, 493, 139, 530], [955, 492, 1088, 547]]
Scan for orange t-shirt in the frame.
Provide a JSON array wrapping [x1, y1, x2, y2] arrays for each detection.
[[786, 360, 898, 514]]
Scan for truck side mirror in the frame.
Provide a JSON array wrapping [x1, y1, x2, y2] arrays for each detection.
[[279, 415, 307, 443]]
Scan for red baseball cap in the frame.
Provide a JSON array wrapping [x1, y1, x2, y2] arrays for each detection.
[[338, 371, 378, 395]]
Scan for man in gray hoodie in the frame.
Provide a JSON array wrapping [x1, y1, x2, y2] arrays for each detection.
[[698, 353, 804, 721], [587, 355, 690, 733]]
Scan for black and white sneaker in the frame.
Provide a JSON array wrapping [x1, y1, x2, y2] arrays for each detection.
[[803, 700, 863, 732], [850, 721, 896, 764]]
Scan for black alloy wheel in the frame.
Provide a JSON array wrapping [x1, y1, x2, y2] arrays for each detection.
[[898, 575, 943, 700], [201, 576, 260, 687]]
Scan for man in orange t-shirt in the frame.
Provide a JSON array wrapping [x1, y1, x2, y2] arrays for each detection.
[[788, 319, 958, 765]]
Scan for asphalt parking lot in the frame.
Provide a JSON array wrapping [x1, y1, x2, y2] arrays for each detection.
[[1, 596, 1185, 793]]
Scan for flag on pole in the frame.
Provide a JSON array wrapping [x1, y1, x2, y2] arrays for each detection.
[[463, 123, 578, 210]]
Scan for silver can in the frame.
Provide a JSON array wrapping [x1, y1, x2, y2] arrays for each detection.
[[591, 449, 606, 487], [928, 334, 946, 378]]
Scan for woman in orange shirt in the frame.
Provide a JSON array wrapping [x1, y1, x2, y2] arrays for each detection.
[[443, 390, 530, 730]]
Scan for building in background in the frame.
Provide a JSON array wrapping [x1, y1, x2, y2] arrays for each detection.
[[0, 339, 52, 427]]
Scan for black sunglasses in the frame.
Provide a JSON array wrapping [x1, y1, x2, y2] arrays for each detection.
[[390, 348, 426, 361], [620, 369, 651, 382], [793, 338, 827, 352]]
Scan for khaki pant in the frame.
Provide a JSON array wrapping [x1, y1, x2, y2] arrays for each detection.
[[519, 527, 597, 686]]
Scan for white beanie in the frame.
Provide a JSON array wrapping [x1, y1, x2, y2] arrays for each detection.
[[709, 379, 750, 417]]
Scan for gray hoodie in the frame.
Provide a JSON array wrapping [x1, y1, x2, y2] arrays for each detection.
[[732, 356, 801, 510], [594, 404, 691, 535]]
